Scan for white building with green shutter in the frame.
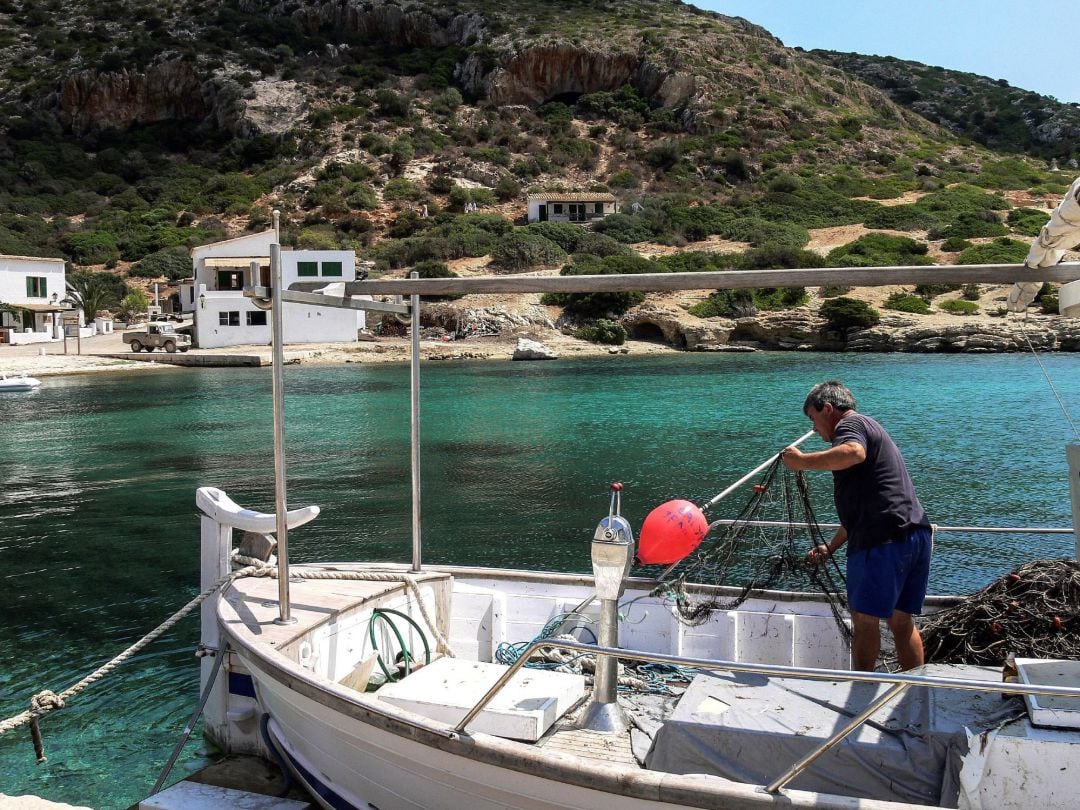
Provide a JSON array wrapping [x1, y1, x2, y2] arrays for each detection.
[[190, 231, 365, 349], [0, 254, 67, 345]]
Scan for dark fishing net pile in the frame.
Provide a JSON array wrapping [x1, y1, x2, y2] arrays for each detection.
[[652, 458, 850, 638], [921, 559, 1080, 665]]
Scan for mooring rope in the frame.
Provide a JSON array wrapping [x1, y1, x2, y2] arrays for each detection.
[[0, 558, 453, 762], [1018, 316, 1080, 440]]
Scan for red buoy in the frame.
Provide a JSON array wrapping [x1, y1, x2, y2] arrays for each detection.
[[637, 499, 709, 565]]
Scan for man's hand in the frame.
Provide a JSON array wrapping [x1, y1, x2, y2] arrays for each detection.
[[781, 445, 806, 470], [807, 544, 830, 564]]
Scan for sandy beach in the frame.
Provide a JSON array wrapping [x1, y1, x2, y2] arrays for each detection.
[[0, 328, 672, 379]]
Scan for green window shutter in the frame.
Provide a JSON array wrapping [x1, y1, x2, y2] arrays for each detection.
[[41, 278, 47, 297], [26, 277, 33, 296], [321, 261, 342, 277], [297, 261, 318, 277]]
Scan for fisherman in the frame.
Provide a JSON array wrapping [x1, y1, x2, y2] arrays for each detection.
[[781, 381, 932, 672], [1008, 174, 1080, 312]]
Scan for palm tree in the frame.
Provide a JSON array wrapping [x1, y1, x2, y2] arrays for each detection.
[[65, 271, 126, 323]]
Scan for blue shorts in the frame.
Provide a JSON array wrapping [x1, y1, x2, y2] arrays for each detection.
[[846, 527, 932, 619]]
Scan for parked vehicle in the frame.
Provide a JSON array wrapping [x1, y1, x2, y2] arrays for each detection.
[[122, 322, 192, 353]]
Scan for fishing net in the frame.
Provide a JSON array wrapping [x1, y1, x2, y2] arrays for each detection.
[[651, 458, 850, 638], [921, 559, 1080, 665]]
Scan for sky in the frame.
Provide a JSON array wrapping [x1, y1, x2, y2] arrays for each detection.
[[692, 1, 1080, 105]]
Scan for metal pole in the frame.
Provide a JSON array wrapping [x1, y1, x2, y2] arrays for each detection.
[[703, 429, 816, 510], [410, 271, 422, 572], [270, 243, 294, 625]]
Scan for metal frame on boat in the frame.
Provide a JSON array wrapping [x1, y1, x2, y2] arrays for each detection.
[[193, 253, 1080, 809]]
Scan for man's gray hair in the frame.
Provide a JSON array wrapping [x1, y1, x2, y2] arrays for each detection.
[[803, 380, 856, 414]]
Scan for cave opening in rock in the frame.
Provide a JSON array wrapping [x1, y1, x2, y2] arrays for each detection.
[[631, 321, 679, 346], [546, 92, 584, 107]]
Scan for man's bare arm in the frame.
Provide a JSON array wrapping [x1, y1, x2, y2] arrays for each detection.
[[781, 441, 865, 471]]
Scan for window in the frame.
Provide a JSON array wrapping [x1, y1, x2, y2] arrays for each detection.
[[321, 261, 342, 277], [25, 277, 47, 297], [246, 311, 267, 326], [297, 261, 318, 277], [216, 270, 243, 290], [553, 204, 563, 214], [595, 202, 604, 214], [218, 311, 240, 326]]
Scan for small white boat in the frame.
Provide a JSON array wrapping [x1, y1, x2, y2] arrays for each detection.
[[0, 373, 41, 391]]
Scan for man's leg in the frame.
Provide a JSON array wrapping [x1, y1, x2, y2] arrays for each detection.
[[887, 609, 924, 671], [850, 610, 882, 671]]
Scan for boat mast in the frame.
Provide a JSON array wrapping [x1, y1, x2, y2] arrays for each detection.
[[409, 271, 422, 572], [269, 239, 296, 625]]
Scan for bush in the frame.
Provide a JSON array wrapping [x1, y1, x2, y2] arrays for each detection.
[[914, 283, 961, 298], [128, 246, 190, 280], [63, 229, 120, 265], [688, 289, 758, 318], [525, 222, 586, 252], [575, 319, 626, 345], [819, 297, 880, 331], [383, 178, 423, 201], [961, 284, 981, 301], [719, 217, 810, 249], [1040, 288, 1059, 315], [119, 289, 149, 319], [592, 213, 656, 243], [494, 175, 521, 201], [542, 254, 659, 317], [1007, 207, 1050, 237], [939, 299, 979, 315], [884, 293, 931, 314], [410, 259, 461, 300], [820, 285, 852, 298], [956, 237, 1029, 265], [826, 233, 931, 267], [931, 211, 1008, 240], [941, 236, 973, 252], [491, 231, 566, 271]]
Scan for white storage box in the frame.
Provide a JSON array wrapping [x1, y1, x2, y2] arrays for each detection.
[[1017, 657, 1080, 729], [378, 657, 586, 741]]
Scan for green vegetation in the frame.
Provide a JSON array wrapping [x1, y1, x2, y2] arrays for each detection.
[[491, 231, 566, 271], [1007, 207, 1050, 237], [66, 270, 128, 320], [883, 293, 930, 314], [819, 297, 880, 331], [575, 319, 627, 345], [940, 237, 973, 252], [825, 233, 931, 267], [955, 237, 1029, 265], [938, 299, 979, 315], [543, 255, 661, 318]]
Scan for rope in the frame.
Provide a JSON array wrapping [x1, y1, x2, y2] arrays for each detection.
[[0, 564, 258, 741], [0, 557, 455, 759], [1019, 317, 1080, 440]]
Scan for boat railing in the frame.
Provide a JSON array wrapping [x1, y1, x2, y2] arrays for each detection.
[[452, 637, 1080, 795]]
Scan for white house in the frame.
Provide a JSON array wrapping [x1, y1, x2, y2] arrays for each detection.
[[526, 193, 618, 224], [0, 254, 68, 345], [191, 231, 367, 349]]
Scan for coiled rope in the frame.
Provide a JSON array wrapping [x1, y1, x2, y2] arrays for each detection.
[[0, 556, 453, 762]]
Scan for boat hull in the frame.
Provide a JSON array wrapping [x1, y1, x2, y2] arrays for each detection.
[[216, 565, 917, 810]]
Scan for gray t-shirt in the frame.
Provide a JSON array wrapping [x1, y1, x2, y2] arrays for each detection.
[[831, 412, 929, 552]]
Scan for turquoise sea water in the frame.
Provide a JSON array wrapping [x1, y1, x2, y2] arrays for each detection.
[[1, 352, 1078, 807]]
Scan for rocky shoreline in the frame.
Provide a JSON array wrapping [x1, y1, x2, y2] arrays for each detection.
[[621, 304, 1080, 354]]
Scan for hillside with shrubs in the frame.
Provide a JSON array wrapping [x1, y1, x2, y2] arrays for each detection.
[[0, 0, 1077, 346]]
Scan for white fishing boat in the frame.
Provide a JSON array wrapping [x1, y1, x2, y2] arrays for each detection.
[[0, 373, 41, 392], [182, 244, 1080, 810]]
